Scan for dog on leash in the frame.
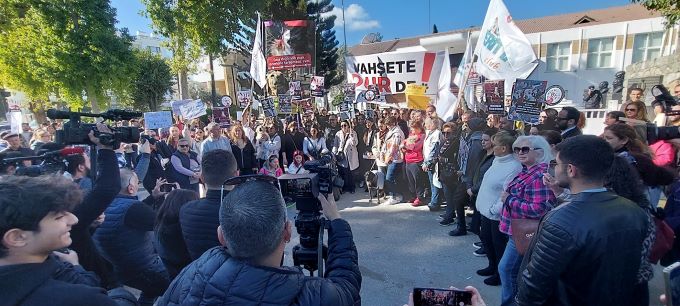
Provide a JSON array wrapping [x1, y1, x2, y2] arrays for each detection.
[[364, 170, 384, 203]]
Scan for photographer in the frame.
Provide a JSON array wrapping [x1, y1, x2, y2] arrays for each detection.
[[135, 135, 169, 193], [158, 180, 362, 306]]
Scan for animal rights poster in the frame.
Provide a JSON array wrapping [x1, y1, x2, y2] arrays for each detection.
[[277, 94, 293, 114], [265, 20, 315, 70], [483, 80, 505, 115], [237, 90, 252, 109], [261, 97, 277, 118], [311, 76, 325, 97], [289, 81, 302, 97], [345, 50, 447, 100], [508, 79, 547, 124], [212, 107, 230, 128]]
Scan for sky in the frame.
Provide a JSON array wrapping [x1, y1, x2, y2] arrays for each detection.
[[111, 0, 634, 46]]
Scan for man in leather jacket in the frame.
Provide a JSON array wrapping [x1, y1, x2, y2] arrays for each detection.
[[516, 135, 648, 306], [158, 180, 362, 306]]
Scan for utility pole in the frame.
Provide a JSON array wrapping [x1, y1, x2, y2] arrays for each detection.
[[208, 53, 217, 107]]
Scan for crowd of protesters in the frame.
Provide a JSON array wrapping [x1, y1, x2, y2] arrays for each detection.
[[4, 87, 680, 305]]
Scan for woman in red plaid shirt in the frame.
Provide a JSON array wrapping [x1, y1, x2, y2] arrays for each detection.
[[497, 135, 556, 306]]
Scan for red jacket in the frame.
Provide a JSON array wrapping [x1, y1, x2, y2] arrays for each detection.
[[402, 132, 425, 163]]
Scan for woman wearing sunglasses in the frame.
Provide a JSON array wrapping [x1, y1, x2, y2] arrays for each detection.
[[498, 135, 556, 305], [259, 155, 283, 178], [169, 138, 201, 192], [333, 120, 359, 194]]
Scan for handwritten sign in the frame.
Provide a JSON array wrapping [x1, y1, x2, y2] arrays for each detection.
[[178, 99, 207, 120], [143, 111, 173, 129]]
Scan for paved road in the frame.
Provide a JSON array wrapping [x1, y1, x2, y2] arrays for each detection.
[[283, 191, 667, 306]]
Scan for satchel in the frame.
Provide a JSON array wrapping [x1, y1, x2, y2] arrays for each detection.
[[511, 218, 541, 255]]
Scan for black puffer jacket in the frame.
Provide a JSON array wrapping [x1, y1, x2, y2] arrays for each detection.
[[179, 189, 225, 260], [158, 219, 362, 306], [516, 191, 648, 306]]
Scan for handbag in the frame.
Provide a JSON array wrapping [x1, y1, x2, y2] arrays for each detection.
[[650, 207, 675, 264], [511, 218, 541, 255], [336, 133, 349, 162]]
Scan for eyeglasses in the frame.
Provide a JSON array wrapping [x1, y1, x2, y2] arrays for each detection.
[[178, 144, 189, 148], [625, 108, 638, 112], [341, 124, 349, 127], [513, 147, 542, 154], [220, 174, 281, 204]]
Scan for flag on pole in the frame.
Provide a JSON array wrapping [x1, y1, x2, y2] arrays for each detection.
[[250, 13, 267, 89], [453, 33, 477, 110], [474, 0, 537, 92], [436, 52, 458, 122]]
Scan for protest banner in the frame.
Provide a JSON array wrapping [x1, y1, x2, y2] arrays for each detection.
[[170, 99, 191, 115], [508, 79, 547, 124], [483, 80, 505, 115], [178, 99, 207, 120], [278, 95, 292, 114], [346, 50, 447, 103], [143, 111, 173, 129], [212, 107, 230, 127], [265, 20, 315, 70], [7, 111, 22, 134], [311, 76, 325, 97], [7, 98, 20, 112], [237, 90, 252, 109], [261, 97, 277, 118]]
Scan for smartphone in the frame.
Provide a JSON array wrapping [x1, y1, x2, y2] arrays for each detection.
[[413, 288, 473, 306], [665, 262, 680, 306], [160, 183, 176, 193]]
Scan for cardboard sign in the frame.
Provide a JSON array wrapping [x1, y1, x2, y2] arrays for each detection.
[[237, 90, 252, 109], [178, 99, 207, 120], [311, 76, 325, 97], [143, 111, 173, 129], [261, 97, 277, 118], [508, 79, 547, 124], [483, 80, 505, 115], [278, 95, 292, 114]]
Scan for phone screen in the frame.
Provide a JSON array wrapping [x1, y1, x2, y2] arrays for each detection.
[[160, 183, 176, 193], [413, 288, 472, 306]]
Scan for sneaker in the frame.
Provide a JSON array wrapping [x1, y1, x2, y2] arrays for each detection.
[[428, 205, 441, 212], [385, 196, 402, 205], [439, 218, 455, 226], [473, 241, 483, 249], [476, 266, 495, 277], [411, 198, 423, 207], [448, 228, 467, 236], [473, 248, 486, 257], [483, 275, 501, 286]]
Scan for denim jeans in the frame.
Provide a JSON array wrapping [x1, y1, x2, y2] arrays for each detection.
[[427, 170, 441, 207], [385, 162, 403, 198], [499, 238, 523, 306]]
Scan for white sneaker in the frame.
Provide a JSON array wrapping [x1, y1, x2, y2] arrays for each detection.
[[385, 196, 403, 205]]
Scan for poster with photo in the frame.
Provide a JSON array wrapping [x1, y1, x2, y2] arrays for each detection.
[[278, 94, 293, 114], [237, 90, 252, 109], [261, 97, 277, 118], [508, 79, 548, 124], [483, 80, 505, 115], [265, 20, 315, 70], [212, 107, 231, 127], [298, 98, 314, 114], [311, 76, 325, 97], [289, 80, 302, 97]]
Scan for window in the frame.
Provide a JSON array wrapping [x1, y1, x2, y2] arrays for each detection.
[[546, 42, 571, 71], [587, 37, 615, 68], [147, 46, 161, 54], [632, 32, 663, 63]]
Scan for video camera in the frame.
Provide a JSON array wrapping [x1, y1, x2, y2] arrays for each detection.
[[0, 146, 85, 177], [645, 85, 680, 144], [46, 109, 142, 148], [277, 152, 343, 275]]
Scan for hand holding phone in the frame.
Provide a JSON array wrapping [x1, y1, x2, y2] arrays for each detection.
[[412, 287, 473, 306], [160, 183, 176, 193]]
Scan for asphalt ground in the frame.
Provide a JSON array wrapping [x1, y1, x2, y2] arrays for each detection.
[[283, 190, 667, 306]]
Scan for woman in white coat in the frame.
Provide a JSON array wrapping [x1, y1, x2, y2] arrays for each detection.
[[333, 120, 359, 193]]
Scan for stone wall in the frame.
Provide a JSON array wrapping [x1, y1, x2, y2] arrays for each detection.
[[625, 52, 680, 89]]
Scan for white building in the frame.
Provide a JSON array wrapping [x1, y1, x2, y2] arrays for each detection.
[[131, 31, 172, 59], [350, 4, 676, 134]]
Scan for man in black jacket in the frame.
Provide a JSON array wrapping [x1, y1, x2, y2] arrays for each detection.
[[516, 135, 649, 305], [180, 149, 237, 259], [159, 180, 362, 306], [0, 175, 117, 306], [556, 107, 582, 139]]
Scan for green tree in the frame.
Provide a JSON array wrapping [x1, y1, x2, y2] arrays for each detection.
[[129, 50, 174, 111], [0, 0, 135, 113], [632, 0, 680, 27], [308, 0, 341, 89]]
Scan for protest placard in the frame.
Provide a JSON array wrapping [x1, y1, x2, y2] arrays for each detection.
[[219, 95, 232, 108], [7, 111, 22, 134], [483, 80, 505, 115], [265, 20, 314, 70], [237, 90, 252, 109], [289, 81, 302, 97], [261, 97, 277, 118], [212, 107, 230, 127], [143, 111, 173, 129], [544, 85, 565, 106], [508, 79, 547, 124], [278, 95, 292, 114], [170, 99, 191, 115], [178, 99, 207, 120], [311, 76, 325, 97]]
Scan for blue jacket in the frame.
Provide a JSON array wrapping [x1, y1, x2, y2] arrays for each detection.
[[179, 189, 224, 259], [158, 219, 362, 306], [93, 195, 157, 276]]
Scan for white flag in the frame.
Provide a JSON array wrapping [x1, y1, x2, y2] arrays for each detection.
[[250, 13, 267, 89], [474, 0, 537, 92], [453, 34, 477, 110], [436, 52, 458, 122]]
